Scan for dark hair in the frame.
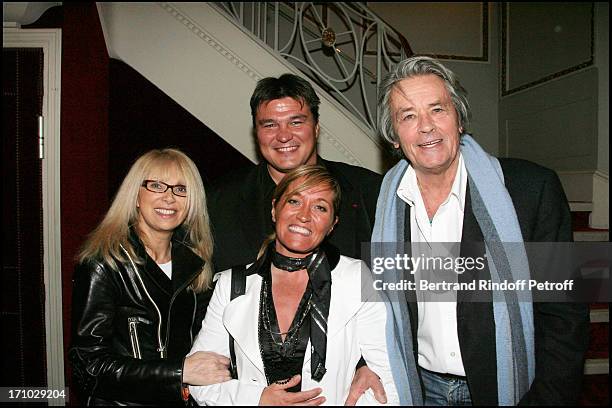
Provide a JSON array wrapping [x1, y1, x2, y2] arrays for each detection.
[[250, 74, 321, 126], [378, 55, 471, 146]]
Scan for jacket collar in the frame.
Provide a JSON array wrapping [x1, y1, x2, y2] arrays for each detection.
[[240, 156, 356, 202], [128, 227, 205, 296], [317, 157, 354, 194]]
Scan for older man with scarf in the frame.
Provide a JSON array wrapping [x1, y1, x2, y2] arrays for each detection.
[[372, 56, 589, 405]]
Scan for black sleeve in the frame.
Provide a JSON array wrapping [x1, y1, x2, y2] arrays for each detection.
[[355, 356, 368, 369], [69, 262, 185, 404], [520, 170, 590, 405], [360, 170, 383, 229]]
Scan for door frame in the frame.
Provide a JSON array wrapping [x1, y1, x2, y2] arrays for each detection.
[[3, 28, 64, 399]]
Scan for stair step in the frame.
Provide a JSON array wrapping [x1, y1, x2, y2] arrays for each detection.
[[584, 358, 609, 375], [590, 302, 609, 309], [574, 230, 609, 241], [570, 202, 594, 212], [579, 373, 609, 405], [572, 210, 592, 230], [585, 303, 608, 378], [590, 307, 609, 323], [586, 321, 609, 360]]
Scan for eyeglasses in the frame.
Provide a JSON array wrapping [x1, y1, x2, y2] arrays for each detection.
[[141, 180, 188, 197]]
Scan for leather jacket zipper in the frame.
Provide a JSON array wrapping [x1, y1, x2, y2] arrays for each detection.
[[189, 289, 197, 345], [128, 318, 142, 359], [120, 244, 166, 358], [163, 274, 199, 354]]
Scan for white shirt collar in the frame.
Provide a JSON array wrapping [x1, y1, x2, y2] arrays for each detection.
[[396, 153, 467, 210]]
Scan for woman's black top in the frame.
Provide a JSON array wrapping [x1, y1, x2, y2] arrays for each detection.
[[257, 267, 312, 392]]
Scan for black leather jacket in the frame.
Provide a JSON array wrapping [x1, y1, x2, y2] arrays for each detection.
[[69, 231, 212, 405]]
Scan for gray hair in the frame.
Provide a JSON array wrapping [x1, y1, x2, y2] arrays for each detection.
[[378, 55, 471, 145]]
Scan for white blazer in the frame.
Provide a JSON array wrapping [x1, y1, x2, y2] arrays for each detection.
[[189, 255, 399, 406]]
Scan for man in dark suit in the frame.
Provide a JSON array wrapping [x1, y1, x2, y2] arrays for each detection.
[[207, 73, 384, 404], [372, 56, 589, 405], [208, 74, 381, 272]]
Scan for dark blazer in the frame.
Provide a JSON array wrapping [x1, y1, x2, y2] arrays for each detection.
[[402, 158, 590, 405], [207, 157, 382, 272]]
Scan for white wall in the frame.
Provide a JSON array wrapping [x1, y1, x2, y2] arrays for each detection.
[[499, 3, 599, 170], [496, 3, 607, 227], [369, 2, 500, 155], [499, 67, 598, 171], [595, 2, 609, 175], [593, 2, 609, 228]]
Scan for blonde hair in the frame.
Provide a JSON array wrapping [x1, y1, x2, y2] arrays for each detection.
[[78, 148, 214, 292], [257, 164, 341, 258]]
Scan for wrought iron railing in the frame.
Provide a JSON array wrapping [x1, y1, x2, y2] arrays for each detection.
[[214, 2, 413, 132]]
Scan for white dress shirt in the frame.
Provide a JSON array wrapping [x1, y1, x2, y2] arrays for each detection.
[[396, 153, 467, 376]]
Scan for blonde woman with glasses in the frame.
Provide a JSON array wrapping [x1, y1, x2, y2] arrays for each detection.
[[69, 148, 230, 405]]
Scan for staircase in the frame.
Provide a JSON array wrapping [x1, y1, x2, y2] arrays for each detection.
[[581, 302, 609, 405], [96, 2, 386, 173], [562, 171, 609, 405], [572, 208, 610, 406]]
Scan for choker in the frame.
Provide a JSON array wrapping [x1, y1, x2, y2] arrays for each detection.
[[271, 250, 313, 272]]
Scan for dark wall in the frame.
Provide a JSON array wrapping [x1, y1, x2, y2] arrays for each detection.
[[108, 59, 253, 198], [25, 4, 110, 404], [2, 47, 47, 389], [26, 4, 110, 405]]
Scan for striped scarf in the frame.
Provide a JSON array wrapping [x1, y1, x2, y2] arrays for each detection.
[[371, 134, 535, 405]]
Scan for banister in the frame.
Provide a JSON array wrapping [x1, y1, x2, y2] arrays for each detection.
[[214, 2, 413, 132]]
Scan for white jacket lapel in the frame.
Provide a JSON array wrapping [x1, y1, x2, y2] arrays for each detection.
[[223, 275, 265, 375], [303, 269, 362, 364]]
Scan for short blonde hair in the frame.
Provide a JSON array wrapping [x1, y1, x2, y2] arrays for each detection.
[[257, 164, 341, 258], [78, 148, 214, 292]]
